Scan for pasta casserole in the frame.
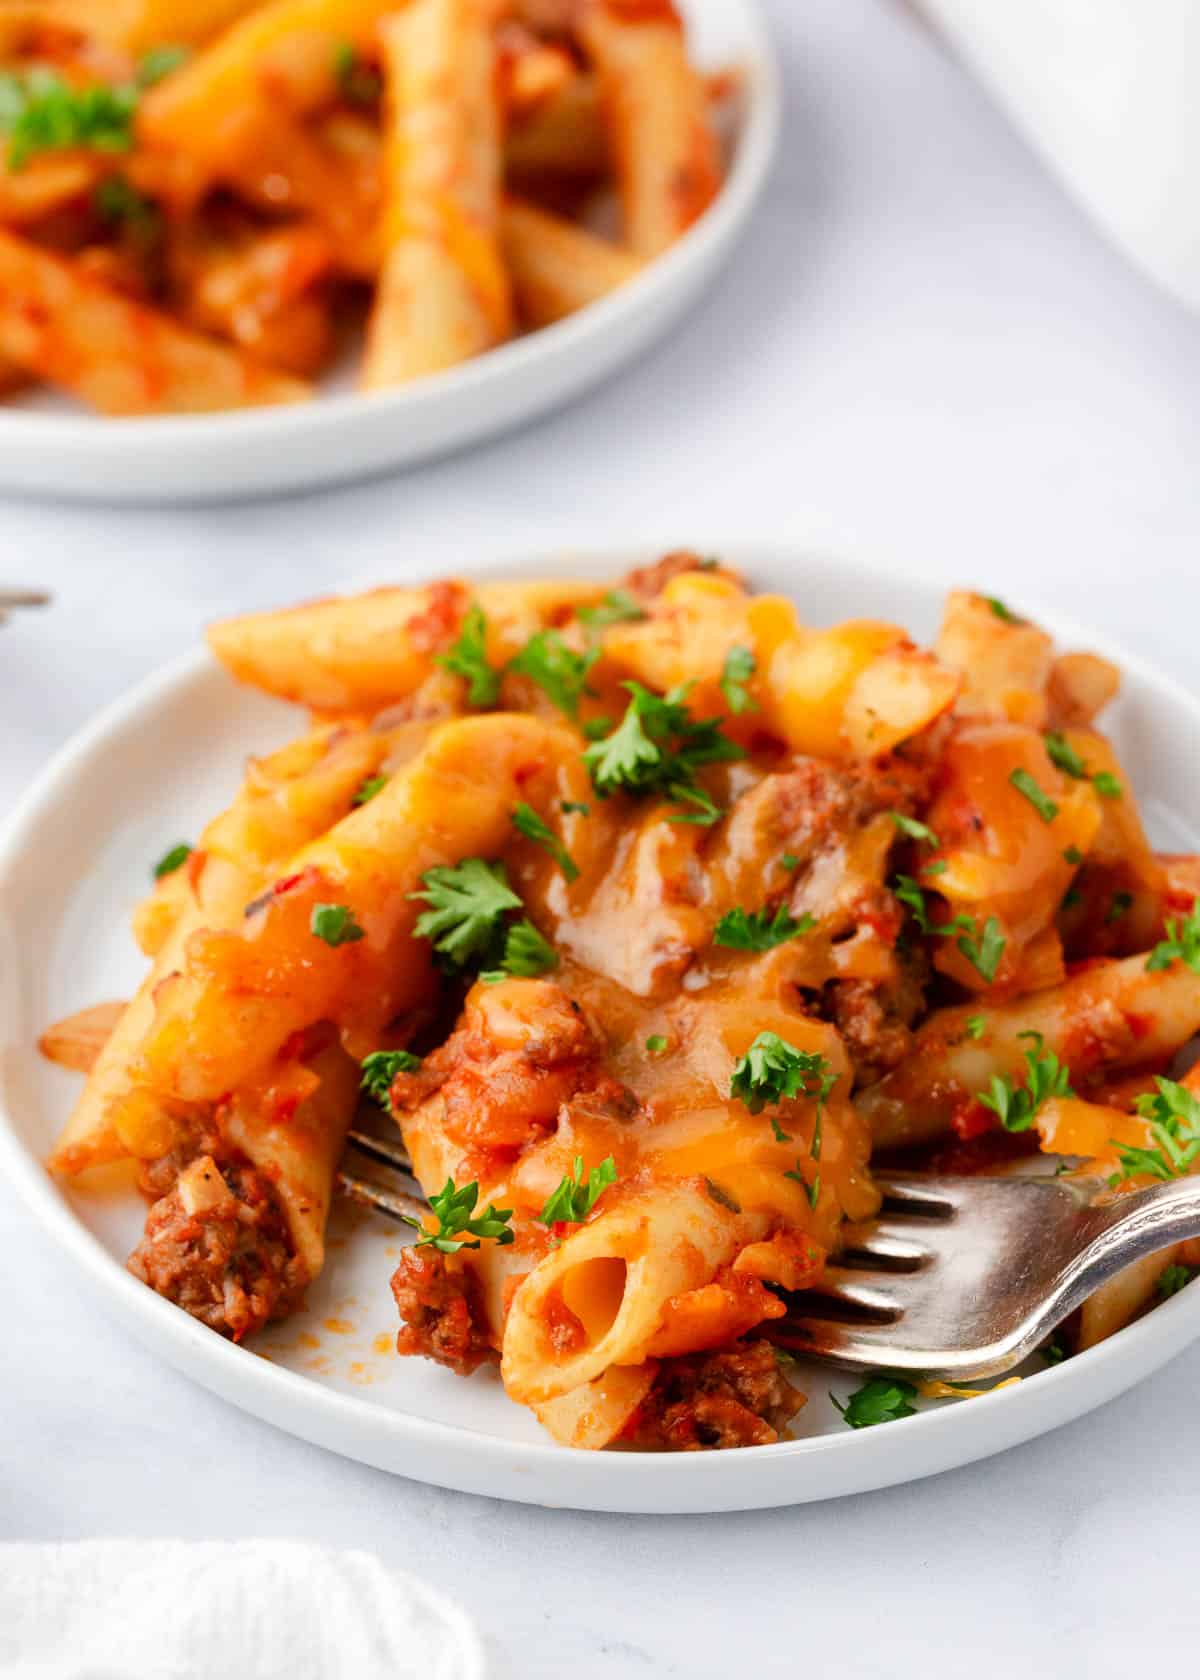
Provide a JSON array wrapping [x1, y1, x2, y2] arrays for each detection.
[[42, 555, 1200, 1449]]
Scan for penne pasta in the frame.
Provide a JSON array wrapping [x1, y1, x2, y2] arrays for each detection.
[[0, 229, 309, 414], [502, 197, 641, 327], [362, 0, 511, 389], [580, 0, 721, 258]]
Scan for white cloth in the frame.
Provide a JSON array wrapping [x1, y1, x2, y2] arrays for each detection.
[[0, 1541, 485, 1680]]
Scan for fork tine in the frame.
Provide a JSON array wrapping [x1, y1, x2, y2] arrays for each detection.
[[335, 1167, 425, 1225], [345, 1128, 414, 1175]]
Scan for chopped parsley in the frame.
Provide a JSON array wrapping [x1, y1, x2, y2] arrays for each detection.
[[889, 812, 940, 847], [713, 904, 815, 952], [1092, 771, 1123, 800], [576, 589, 646, 629], [983, 596, 1022, 624], [152, 842, 192, 881], [511, 802, 579, 882], [352, 774, 388, 806], [1009, 767, 1059, 824], [1109, 1077, 1200, 1185], [1106, 890, 1134, 924], [977, 1031, 1073, 1133], [535, 1155, 617, 1226], [730, 1032, 838, 1117], [1147, 900, 1200, 974], [360, 1049, 421, 1107], [582, 681, 743, 825], [94, 174, 160, 239], [922, 859, 949, 877], [831, 1375, 918, 1429], [435, 604, 501, 707], [784, 1161, 819, 1209], [780, 852, 800, 871], [1063, 845, 1084, 866], [1044, 732, 1088, 779], [409, 858, 521, 968], [1157, 1263, 1197, 1299], [480, 918, 558, 982], [136, 45, 189, 87], [332, 40, 381, 104], [1041, 1338, 1068, 1365], [955, 915, 1006, 984], [310, 903, 365, 947], [1062, 887, 1082, 910], [508, 629, 597, 720], [645, 1034, 668, 1053], [408, 1179, 514, 1253], [561, 800, 590, 816], [963, 1015, 986, 1041], [0, 69, 137, 170], [719, 645, 757, 714]]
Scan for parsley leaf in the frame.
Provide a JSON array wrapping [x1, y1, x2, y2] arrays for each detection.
[[310, 903, 365, 946], [645, 1034, 668, 1053], [1157, 1262, 1197, 1299], [955, 914, 1006, 984], [963, 1014, 986, 1041], [352, 774, 388, 806], [536, 1155, 617, 1225], [1063, 845, 1084, 866], [1009, 767, 1058, 824], [332, 40, 381, 104], [719, 645, 757, 714], [409, 858, 521, 968], [730, 1032, 838, 1116], [1041, 1338, 1068, 1365], [1106, 890, 1134, 924], [784, 1161, 820, 1208], [831, 1376, 918, 1429], [1147, 900, 1200, 974], [1109, 1078, 1200, 1185], [0, 69, 137, 170], [582, 681, 743, 825], [508, 629, 597, 720], [435, 604, 501, 707], [136, 46, 189, 87], [780, 852, 800, 871], [153, 842, 192, 881], [889, 812, 940, 847], [576, 590, 646, 629], [94, 174, 160, 239], [1092, 771, 1123, 800], [713, 905, 815, 952], [412, 1179, 514, 1253], [360, 1048, 421, 1107], [511, 802, 579, 882], [1044, 732, 1088, 779], [977, 1030, 1073, 1132], [561, 800, 590, 816], [480, 918, 558, 982]]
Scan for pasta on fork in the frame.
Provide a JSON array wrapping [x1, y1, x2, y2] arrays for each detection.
[[43, 555, 1200, 1448]]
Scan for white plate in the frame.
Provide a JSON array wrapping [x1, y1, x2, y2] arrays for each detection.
[[0, 1, 778, 505], [3, 546, 1199, 1514]]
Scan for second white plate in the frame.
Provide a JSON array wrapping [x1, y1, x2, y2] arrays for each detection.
[[0, 1, 779, 504]]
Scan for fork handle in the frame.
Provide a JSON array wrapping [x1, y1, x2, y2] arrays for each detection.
[[1064, 1175, 1200, 1309]]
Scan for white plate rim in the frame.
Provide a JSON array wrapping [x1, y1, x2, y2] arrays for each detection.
[[3, 543, 1199, 1514], [0, 0, 780, 451]]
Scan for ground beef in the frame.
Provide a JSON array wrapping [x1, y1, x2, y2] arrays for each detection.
[[128, 1143, 304, 1342], [625, 1341, 804, 1451], [390, 1246, 497, 1375], [620, 550, 729, 601], [822, 977, 915, 1086]]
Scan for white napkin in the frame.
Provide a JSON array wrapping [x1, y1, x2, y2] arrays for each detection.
[[0, 1540, 485, 1680]]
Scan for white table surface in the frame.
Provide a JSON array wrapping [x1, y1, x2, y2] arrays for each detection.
[[4, 0, 1200, 1673]]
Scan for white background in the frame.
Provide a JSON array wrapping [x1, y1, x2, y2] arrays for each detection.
[[4, 0, 1200, 1672]]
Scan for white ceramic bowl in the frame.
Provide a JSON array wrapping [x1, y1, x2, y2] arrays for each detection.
[[3, 546, 1198, 1513], [0, 1, 778, 505]]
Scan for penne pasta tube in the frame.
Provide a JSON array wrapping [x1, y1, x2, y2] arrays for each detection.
[[532, 1364, 658, 1450], [501, 1180, 771, 1404], [137, 0, 395, 170], [48, 726, 387, 1176], [39, 1001, 126, 1075], [501, 197, 641, 327], [579, 0, 721, 259], [0, 230, 309, 414], [37, 0, 261, 50], [207, 577, 607, 711], [362, 0, 511, 388], [858, 953, 1200, 1151], [0, 154, 104, 225], [505, 71, 608, 180], [935, 589, 1056, 727], [137, 714, 579, 1104]]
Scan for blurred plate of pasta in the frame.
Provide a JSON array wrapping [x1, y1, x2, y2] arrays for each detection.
[[3, 544, 1200, 1512], [0, 0, 778, 501]]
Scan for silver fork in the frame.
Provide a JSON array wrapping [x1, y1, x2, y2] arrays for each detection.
[[0, 588, 50, 627], [774, 1172, 1200, 1378], [335, 1142, 1200, 1379]]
